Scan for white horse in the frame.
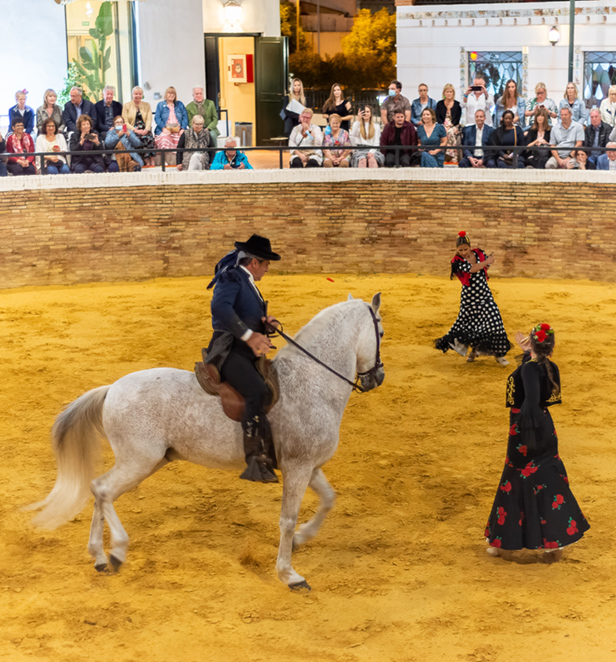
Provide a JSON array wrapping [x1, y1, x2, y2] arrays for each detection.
[[28, 294, 384, 590]]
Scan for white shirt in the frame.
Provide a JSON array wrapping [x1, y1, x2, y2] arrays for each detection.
[[474, 126, 484, 157], [461, 92, 494, 126], [610, 158, 616, 171], [350, 120, 381, 151], [239, 265, 263, 342]]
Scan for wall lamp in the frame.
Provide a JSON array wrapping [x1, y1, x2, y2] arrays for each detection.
[[548, 25, 560, 46], [224, 0, 243, 27]]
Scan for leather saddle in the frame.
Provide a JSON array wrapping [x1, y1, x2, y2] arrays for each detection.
[[194, 349, 280, 422]]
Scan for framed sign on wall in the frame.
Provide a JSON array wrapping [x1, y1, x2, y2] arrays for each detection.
[[228, 55, 247, 83]]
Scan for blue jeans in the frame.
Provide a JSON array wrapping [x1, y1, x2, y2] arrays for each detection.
[[45, 163, 70, 175]]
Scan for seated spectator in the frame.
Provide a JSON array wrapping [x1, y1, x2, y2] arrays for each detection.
[[282, 78, 305, 138], [494, 79, 526, 129], [597, 142, 616, 171], [436, 84, 462, 164], [288, 108, 323, 168], [380, 110, 418, 168], [461, 77, 493, 127], [8, 90, 35, 135], [69, 114, 106, 173], [6, 117, 36, 175], [583, 108, 612, 167], [458, 109, 494, 168], [599, 85, 616, 127], [559, 83, 587, 125], [322, 83, 353, 132], [322, 114, 351, 168], [489, 110, 526, 169], [35, 119, 70, 175], [154, 86, 188, 165], [546, 107, 584, 169], [36, 89, 65, 136], [0, 130, 7, 177], [524, 106, 552, 169], [186, 86, 219, 141], [380, 80, 412, 125], [417, 108, 447, 168], [104, 116, 144, 172], [350, 105, 383, 168], [210, 138, 253, 170], [176, 115, 212, 171], [63, 87, 97, 135], [123, 86, 155, 167], [525, 82, 558, 125], [94, 85, 123, 140], [568, 148, 595, 171], [411, 84, 437, 127]]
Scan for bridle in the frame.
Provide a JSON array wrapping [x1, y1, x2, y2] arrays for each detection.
[[266, 305, 383, 393]]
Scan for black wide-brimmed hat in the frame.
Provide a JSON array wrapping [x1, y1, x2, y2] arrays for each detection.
[[235, 234, 281, 261]]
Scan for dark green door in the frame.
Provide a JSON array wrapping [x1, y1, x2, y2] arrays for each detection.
[[255, 36, 288, 144]]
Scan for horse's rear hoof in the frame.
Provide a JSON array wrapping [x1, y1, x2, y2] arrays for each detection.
[[109, 555, 123, 573], [94, 563, 108, 573], [289, 580, 311, 592]]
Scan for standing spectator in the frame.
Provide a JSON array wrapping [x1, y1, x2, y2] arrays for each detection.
[[123, 86, 155, 167], [525, 82, 558, 124], [436, 84, 462, 164], [489, 110, 526, 169], [104, 116, 144, 172], [210, 138, 253, 170], [288, 108, 323, 168], [546, 107, 584, 169], [69, 114, 106, 173], [36, 89, 65, 136], [559, 83, 587, 125], [0, 130, 8, 177], [583, 108, 611, 167], [176, 115, 212, 171], [322, 114, 351, 168], [186, 86, 219, 141], [494, 79, 526, 129], [461, 77, 494, 126], [380, 109, 418, 168], [380, 80, 412, 125], [35, 119, 70, 175], [350, 105, 383, 168], [597, 142, 616, 171], [6, 117, 36, 175], [417, 108, 447, 168], [599, 85, 616, 127], [94, 85, 123, 139], [524, 106, 552, 170], [411, 83, 437, 127], [282, 78, 306, 138], [154, 86, 188, 165], [8, 90, 35, 135], [459, 109, 494, 168], [322, 83, 353, 132], [63, 87, 97, 135]]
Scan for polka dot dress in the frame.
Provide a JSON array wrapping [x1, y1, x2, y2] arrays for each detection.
[[435, 247, 511, 357]]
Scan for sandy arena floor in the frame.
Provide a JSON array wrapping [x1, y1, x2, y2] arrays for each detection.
[[1, 273, 615, 662]]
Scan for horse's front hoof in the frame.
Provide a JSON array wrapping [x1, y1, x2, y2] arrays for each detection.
[[289, 580, 311, 592], [94, 563, 108, 573], [109, 555, 123, 573]]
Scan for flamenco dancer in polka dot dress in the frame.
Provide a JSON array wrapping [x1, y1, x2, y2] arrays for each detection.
[[485, 324, 589, 561], [435, 231, 511, 365]]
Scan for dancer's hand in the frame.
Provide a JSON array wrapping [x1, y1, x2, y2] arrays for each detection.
[[485, 253, 495, 265], [515, 331, 532, 352]]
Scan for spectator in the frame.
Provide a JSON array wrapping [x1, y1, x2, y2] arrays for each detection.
[[568, 148, 595, 171], [35, 118, 70, 175], [417, 107, 447, 168], [380, 109, 418, 168], [494, 79, 526, 129], [36, 89, 65, 136], [123, 85, 155, 167], [186, 86, 219, 141], [176, 115, 212, 171], [94, 85, 123, 139], [559, 82, 587, 125], [6, 117, 36, 175], [288, 108, 323, 168], [322, 114, 351, 168], [583, 108, 612, 167], [611, 125, 616, 142], [458, 109, 494, 168], [210, 138, 253, 170], [597, 142, 616, 171], [525, 82, 558, 124], [104, 116, 144, 172], [411, 83, 437, 127], [8, 90, 35, 135], [282, 78, 305, 138], [350, 105, 383, 168], [489, 110, 526, 169], [436, 83, 462, 164], [322, 83, 353, 132], [524, 106, 552, 170], [461, 77, 494, 127], [599, 85, 616, 127], [546, 106, 584, 169], [69, 114, 106, 173], [380, 80, 412, 125], [63, 86, 97, 135], [0, 130, 6, 177], [154, 86, 188, 164]]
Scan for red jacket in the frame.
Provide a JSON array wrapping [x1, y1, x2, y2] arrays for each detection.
[[7, 133, 35, 164], [380, 120, 418, 156]]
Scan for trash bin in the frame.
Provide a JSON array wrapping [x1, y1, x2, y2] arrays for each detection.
[[234, 122, 253, 147]]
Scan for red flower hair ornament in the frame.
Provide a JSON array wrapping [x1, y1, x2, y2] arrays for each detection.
[[532, 323, 554, 344]]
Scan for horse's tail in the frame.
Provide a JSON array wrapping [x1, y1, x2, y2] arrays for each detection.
[[26, 385, 110, 529]]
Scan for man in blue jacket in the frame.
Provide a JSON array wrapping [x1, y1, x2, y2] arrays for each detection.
[[458, 109, 495, 168], [596, 142, 616, 170], [206, 235, 281, 482], [62, 87, 97, 134]]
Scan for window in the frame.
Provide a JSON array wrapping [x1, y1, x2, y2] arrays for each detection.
[[583, 51, 616, 108], [468, 51, 523, 101]]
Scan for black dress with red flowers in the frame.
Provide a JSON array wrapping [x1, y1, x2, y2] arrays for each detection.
[[485, 355, 589, 551]]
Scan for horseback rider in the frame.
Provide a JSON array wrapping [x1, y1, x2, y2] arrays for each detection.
[[206, 234, 281, 483]]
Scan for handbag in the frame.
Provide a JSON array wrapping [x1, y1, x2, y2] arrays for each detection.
[[167, 123, 180, 134]]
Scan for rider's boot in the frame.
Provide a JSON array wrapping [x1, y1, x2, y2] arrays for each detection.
[[239, 415, 278, 483]]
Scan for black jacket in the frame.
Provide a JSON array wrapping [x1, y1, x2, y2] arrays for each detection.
[[93, 100, 124, 136], [69, 130, 105, 169], [583, 121, 612, 150], [63, 99, 98, 133], [435, 100, 462, 126]]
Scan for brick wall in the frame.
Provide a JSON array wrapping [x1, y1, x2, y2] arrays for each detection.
[[1, 171, 615, 288]]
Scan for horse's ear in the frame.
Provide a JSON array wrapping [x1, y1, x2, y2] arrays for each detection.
[[371, 292, 381, 314], [347, 293, 354, 301]]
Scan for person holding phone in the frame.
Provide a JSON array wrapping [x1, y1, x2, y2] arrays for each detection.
[[461, 76, 494, 126], [69, 114, 106, 173], [350, 105, 383, 168], [35, 118, 70, 174], [525, 82, 558, 124], [104, 115, 144, 172]]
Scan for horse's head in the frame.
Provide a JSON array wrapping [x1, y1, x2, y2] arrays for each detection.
[[352, 292, 385, 392]]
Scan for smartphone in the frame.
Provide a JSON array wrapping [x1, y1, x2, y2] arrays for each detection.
[[122, 124, 127, 132], [84, 133, 95, 140], [470, 85, 482, 92]]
